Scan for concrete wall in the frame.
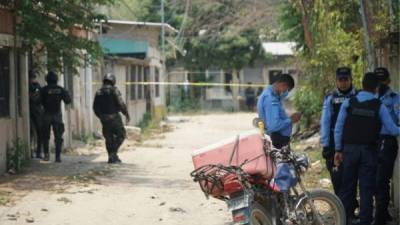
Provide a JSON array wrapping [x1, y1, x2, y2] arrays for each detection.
[[69, 57, 93, 140], [121, 63, 148, 126], [0, 37, 29, 173]]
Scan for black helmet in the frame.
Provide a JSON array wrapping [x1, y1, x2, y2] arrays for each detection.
[[46, 71, 58, 84], [103, 73, 116, 85], [29, 69, 37, 80]]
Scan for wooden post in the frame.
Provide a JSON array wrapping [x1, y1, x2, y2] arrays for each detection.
[[359, 0, 376, 70]]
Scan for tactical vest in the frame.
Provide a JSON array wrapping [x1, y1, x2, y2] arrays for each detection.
[[29, 83, 41, 106], [342, 97, 382, 145], [95, 87, 120, 115], [328, 90, 357, 147], [42, 85, 65, 114]]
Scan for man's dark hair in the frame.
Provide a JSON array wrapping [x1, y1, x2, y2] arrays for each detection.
[[362, 72, 379, 92], [275, 73, 295, 90]]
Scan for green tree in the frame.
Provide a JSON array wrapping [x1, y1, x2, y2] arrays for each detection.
[[102, 0, 184, 28], [2, 0, 114, 71], [280, 0, 367, 128], [280, 0, 395, 129], [182, 28, 262, 71]]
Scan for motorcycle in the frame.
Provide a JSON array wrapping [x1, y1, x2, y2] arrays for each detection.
[[190, 120, 345, 225]]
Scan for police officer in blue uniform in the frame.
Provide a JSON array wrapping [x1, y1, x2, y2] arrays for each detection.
[[320, 67, 357, 195], [257, 73, 301, 148], [334, 73, 400, 225], [93, 73, 130, 164], [41, 71, 72, 162], [373, 67, 400, 225]]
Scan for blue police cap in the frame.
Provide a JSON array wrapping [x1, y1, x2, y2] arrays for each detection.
[[374, 67, 389, 81], [336, 67, 352, 79]]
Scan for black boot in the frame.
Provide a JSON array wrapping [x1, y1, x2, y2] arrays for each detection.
[[107, 153, 113, 164], [55, 141, 62, 163], [113, 148, 122, 163], [109, 153, 121, 164], [43, 141, 50, 161], [36, 152, 42, 159], [106, 148, 113, 163], [36, 146, 42, 159], [114, 153, 122, 163]]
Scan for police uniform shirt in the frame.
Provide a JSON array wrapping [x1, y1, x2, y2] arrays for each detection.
[[334, 91, 400, 151], [379, 88, 400, 135], [320, 88, 357, 148], [257, 85, 292, 137]]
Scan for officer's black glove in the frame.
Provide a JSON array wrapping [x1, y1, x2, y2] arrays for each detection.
[[322, 147, 335, 159]]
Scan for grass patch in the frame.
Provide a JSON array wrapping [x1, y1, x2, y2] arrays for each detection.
[[291, 142, 331, 190], [67, 174, 97, 184], [0, 190, 11, 206], [57, 197, 72, 204], [137, 113, 173, 143], [66, 168, 111, 185], [7, 138, 29, 173]]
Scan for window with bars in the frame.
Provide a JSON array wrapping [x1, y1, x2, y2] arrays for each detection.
[[16, 50, 22, 116], [144, 66, 150, 99], [0, 48, 10, 117], [155, 67, 160, 97], [130, 65, 137, 100], [138, 66, 143, 99], [224, 72, 232, 93]]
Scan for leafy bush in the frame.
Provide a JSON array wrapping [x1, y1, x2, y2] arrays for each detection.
[[293, 85, 322, 128], [138, 112, 153, 130], [7, 138, 28, 172], [167, 86, 201, 113]]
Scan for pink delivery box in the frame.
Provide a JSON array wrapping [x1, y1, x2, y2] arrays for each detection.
[[192, 130, 275, 180]]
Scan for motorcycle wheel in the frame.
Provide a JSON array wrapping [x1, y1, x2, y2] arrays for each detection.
[[299, 189, 346, 225], [248, 202, 273, 225]]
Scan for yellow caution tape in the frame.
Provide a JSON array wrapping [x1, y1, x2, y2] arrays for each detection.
[[92, 81, 266, 88]]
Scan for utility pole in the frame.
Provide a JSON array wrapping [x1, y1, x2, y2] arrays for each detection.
[[359, 0, 376, 71], [161, 0, 165, 56], [12, 0, 22, 155]]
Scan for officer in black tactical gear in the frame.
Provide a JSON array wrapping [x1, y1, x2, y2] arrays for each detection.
[[29, 70, 44, 158], [93, 73, 130, 164], [41, 71, 72, 162]]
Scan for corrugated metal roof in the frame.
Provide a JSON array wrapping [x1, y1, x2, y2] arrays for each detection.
[[262, 42, 296, 56], [106, 20, 177, 33]]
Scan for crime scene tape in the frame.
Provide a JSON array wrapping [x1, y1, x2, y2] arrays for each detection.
[[92, 81, 266, 88]]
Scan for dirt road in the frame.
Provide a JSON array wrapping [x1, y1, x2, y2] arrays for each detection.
[[0, 113, 257, 225]]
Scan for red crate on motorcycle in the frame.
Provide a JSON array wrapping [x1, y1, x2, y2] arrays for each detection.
[[192, 131, 275, 197]]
